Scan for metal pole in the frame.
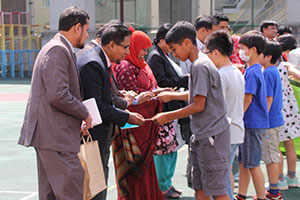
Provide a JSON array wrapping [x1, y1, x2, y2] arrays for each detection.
[[115, 0, 117, 19], [210, 0, 213, 15], [120, 0, 124, 22], [251, 0, 254, 29], [170, 0, 172, 24]]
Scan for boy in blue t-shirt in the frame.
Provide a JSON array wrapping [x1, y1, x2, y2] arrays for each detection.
[[260, 41, 284, 199], [236, 32, 269, 200]]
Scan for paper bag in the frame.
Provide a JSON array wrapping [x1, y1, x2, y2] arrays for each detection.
[[78, 158, 91, 200], [78, 134, 107, 199]]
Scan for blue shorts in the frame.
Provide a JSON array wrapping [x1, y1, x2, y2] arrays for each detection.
[[238, 128, 265, 169]]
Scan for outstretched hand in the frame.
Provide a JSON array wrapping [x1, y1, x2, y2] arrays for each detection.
[[151, 112, 171, 125], [156, 91, 175, 103], [128, 112, 145, 126], [122, 90, 137, 106], [152, 87, 176, 96], [136, 91, 155, 104]]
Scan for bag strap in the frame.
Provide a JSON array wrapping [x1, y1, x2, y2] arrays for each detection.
[[81, 131, 93, 144]]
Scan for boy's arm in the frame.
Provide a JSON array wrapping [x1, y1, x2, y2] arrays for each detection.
[[152, 95, 205, 125], [156, 91, 189, 103], [244, 93, 253, 112], [266, 96, 273, 112]]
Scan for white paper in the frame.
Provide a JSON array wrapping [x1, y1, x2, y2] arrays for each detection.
[[83, 98, 102, 127]]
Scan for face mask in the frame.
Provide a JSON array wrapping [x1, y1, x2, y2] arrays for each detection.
[[239, 49, 250, 62]]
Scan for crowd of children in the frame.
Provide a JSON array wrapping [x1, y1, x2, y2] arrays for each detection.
[[152, 15, 300, 200]]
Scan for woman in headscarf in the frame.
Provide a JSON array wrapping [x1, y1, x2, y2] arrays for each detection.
[[147, 23, 189, 199], [113, 28, 168, 200]]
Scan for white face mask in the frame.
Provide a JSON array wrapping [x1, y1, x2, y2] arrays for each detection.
[[239, 49, 251, 62]]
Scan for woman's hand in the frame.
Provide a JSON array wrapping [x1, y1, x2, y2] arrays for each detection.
[[136, 91, 155, 104], [152, 87, 177, 96]]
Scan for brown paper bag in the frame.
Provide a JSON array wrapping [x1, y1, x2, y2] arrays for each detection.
[[78, 133, 107, 199]]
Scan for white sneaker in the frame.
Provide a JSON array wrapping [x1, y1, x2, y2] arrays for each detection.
[[278, 178, 288, 190], [285, 175, 299, 187]]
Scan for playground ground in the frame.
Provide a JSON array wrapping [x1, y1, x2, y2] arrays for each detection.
[[0, 80, 300, 200]]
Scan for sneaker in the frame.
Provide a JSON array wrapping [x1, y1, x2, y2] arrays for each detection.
[[252, 189, 268, 200], [285, 175, 299, 187], [234, 194, 246, 200], [278, 178, 289, 190], [266, 191, 283, 200]]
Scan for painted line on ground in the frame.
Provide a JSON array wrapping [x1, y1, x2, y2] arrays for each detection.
[[0, 138, 19, 141], [0, 191, 36, 194], [19, 192, 38, 200]]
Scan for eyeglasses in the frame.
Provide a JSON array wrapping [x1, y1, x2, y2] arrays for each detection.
[[116, 43, 130, 50]]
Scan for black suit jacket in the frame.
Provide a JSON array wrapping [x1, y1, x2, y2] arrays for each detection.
[[147, 46, 188, 111], [77, 44, 129, 154]]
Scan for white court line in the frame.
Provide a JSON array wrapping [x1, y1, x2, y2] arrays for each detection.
[[0, 138, 18, 141], [0, 112, 25, 114], [0, 191, 38, 200], [19, 192, 38, 200], [0, 191, 36, 194]]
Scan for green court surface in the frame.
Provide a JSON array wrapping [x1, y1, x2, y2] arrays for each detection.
[[0, 80, 300, 200]]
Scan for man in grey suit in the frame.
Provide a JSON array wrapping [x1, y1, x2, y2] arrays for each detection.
[[18, 6, 92, 200]]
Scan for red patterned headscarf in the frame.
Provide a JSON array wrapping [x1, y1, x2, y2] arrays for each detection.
[[125, 28, 158, 89], [125, 29, 152, 69]]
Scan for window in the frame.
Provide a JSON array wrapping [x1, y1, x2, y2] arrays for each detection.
[[42, 0, 50, 8]]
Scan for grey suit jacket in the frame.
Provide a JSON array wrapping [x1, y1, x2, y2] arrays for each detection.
[[18, 33, 89, 153]]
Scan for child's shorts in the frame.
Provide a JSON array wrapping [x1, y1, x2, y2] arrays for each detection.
[[238, 128, 265, 168], [262, 126, 282, 165], [190, 128, 230, 196]]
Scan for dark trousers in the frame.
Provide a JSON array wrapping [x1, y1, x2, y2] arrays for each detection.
[[35, 148, 84, 200]]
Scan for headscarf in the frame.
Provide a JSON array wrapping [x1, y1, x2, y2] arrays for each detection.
[[125, 29, 157, 89], [125, 29, 152, 69]]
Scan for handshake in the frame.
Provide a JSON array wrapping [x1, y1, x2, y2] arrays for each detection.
[[120, 87, 177, 106], [81, 88, 180, 135], [126, 89, 180, 126]]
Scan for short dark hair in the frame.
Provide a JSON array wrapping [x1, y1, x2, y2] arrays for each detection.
[[263, 41, 282, 64], [277, 34, 297, 51], [277, 25, 292, 36], [153, 23, 172, 45], [213, 12, 229, 23], [101, 24, 131, 46], [240, 32, 267, 55], [194, 15, 216, 31], [96, 19, 123, 38], [205, 30, 233, 57], [165, 21, 196, 45], [260, 20, 278, 33], [58, 6, 89, 31]]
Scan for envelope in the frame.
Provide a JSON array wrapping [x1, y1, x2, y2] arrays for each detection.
[[83, 98, 102, 127]]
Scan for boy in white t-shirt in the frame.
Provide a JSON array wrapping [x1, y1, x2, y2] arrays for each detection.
[[204, 30, 245, 199]]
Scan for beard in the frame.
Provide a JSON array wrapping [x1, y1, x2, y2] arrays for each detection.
[[75, 31, 86, 49], [77, 42, 85, 49]]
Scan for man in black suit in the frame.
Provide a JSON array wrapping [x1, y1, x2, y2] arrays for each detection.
[[77, 24, 145, 200]]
